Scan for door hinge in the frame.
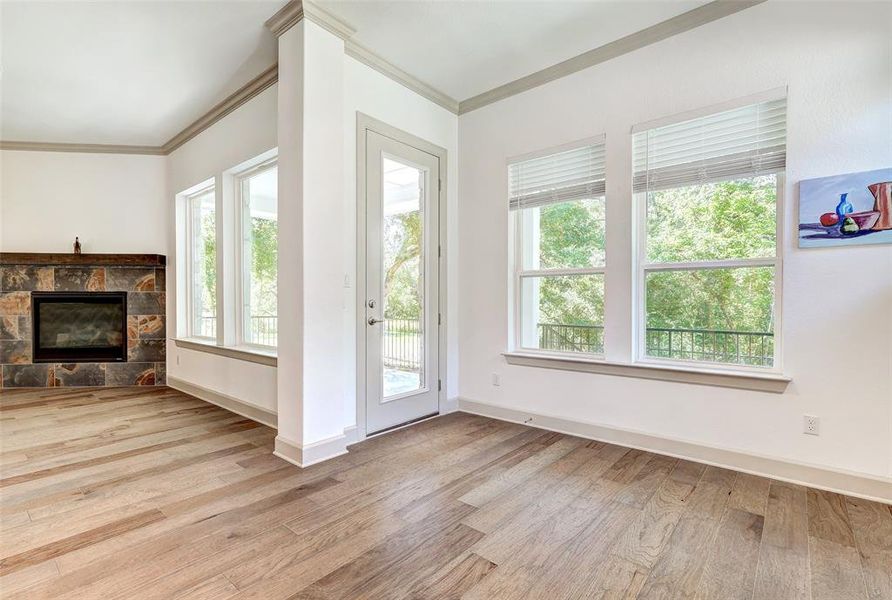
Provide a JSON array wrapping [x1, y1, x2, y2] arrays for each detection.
[[438, 313, 442, 325], [438, 179, 442, 192], [438, 379, 442, 391], [438, 245, 441, 258]]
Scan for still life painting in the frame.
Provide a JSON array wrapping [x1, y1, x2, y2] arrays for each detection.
[[799, 167, 892, 247]]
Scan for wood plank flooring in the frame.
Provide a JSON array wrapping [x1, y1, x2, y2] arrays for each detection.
[[1, 386, 890, 599]]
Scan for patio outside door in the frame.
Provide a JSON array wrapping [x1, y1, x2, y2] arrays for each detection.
[[364, 129, 440, 434]]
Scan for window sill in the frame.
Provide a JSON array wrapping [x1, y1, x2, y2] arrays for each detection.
[[174, 338, 277, 367], [502, 351, 790, 393]]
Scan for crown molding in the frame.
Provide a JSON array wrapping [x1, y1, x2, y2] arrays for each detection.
[[457, 0, 768, 115], [2, 0, 766, 154], [0, 140, 165, 155], [265, 0, 355, 40], [266, 0, 459, 114], [2, 64, 279, 157], [264, 0, 303, 37], [162, 63, 279, 154], [345, 41, 460, 114]]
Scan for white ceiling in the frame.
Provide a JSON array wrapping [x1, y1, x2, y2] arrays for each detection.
[[1, 0, 711, 146], [0, 0, 280, 146], [319, 0, 709, 102]]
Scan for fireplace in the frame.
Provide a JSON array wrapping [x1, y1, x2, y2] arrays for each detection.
[[32, 292, 128, 363], [2, 253, 166, 388]]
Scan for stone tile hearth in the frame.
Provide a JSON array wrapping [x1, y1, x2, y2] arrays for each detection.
[[0, 254, 167, 389]]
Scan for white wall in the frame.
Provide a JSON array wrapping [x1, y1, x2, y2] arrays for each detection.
[[276, 20, 350, 450], [343, 56, 461, 430], [166, 84, 278, 413], [458, 1, 892, 479], [301, 23, 349, 445], [1, 150, 167, 253]]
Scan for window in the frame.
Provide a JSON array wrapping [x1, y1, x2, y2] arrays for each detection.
[[186, 186, 217, 339], [633, 96, 786, 368], [237, 161, 278, 347], [510, 139, 607, 355], [176, 151, 278, 358]]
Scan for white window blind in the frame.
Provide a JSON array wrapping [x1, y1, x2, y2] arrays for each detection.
[[633, 96, 786, 193], [509, 140, 606, 210]]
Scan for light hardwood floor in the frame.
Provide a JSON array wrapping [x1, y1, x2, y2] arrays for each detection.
[[1, 386, 890, 599]]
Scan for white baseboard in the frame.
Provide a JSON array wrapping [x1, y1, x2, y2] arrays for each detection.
[[344, 425, 359, 446], [273, 435, 302, 466], [459, 397, 892, 504], [274, 432, 350, 468], [440, 396, 460, 414], [167, 376, 277, 428], [168, 376, 358, 468]]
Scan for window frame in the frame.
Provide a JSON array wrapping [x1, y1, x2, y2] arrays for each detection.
[[512, 212, 607, 359], [234, 157, 279, 350], [508, 137, 608, 359], [183, 183, 217, 342], [633, 173, 785, 373]]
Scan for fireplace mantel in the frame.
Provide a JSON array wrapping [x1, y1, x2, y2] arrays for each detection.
[[0, 253, 166, 267]]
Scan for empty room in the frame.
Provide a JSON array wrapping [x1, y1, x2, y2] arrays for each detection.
[[1, 0, 890, 598]]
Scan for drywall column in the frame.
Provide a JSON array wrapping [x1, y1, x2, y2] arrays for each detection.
[[275, 21, 305, 462], [275, 18, 348, 466]]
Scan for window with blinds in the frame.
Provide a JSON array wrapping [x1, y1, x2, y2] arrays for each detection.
[[509, 137, 607, 356], [633, 96, 786, 193], [509, 138, 606, 211], [633, 94, 786, 369]]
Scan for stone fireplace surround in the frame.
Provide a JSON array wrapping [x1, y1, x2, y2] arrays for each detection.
[[0, 253, 166, 388]]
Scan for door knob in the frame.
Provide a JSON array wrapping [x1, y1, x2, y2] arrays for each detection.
[[368, 317, 385, 325]]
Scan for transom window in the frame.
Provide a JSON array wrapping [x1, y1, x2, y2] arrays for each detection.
[[510, 138, 606, 355], [633, 96, 786, 368]]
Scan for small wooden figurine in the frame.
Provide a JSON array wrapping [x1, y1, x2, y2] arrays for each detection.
[[74, 237, 82, 254]]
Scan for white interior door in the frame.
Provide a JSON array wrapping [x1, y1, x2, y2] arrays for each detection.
[[365, 130, 440, 434]]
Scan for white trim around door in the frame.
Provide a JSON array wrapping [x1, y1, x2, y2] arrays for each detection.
[[355, 113, 448, 442]]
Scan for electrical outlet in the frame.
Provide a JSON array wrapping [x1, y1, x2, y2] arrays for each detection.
[[491, 373, 501, 387], [803, 415, 820, 436]]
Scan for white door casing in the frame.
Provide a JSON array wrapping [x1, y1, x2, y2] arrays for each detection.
[[361, 125, 442, 435]]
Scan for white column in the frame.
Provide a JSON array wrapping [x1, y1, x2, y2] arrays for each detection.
[[276, 21, 305, 456], [300, 20, 346, 451], [275, 18, 348, 466]]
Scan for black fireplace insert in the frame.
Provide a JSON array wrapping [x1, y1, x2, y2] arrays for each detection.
[[32, 292, 128, 363]]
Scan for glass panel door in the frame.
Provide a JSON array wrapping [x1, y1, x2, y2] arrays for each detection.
[[382, 157, 425, 398], [365, 130, 440, 434]]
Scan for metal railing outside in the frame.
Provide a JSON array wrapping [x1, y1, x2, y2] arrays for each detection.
[[197, 315, 278, 347], [247, 315, 278, 347], [538, 323, 605, 354], [383, 318, 423, 371], [534, 323, 773, 366], [198, 316, 217, 339], [196, 317, 773, 369], [644, 327, 774, 367]]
